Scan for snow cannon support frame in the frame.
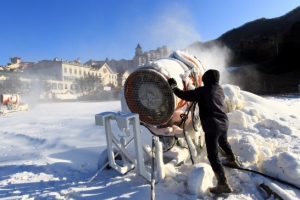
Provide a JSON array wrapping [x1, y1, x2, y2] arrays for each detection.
[[94, 111, 151, 182]]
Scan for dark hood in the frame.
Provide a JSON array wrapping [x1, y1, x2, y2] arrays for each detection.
[[202, 69, 220, 85]]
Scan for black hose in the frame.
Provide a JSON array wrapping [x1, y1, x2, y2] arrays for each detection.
[[140, 123, 178, 152], [179, 103, 196, 164], [151, 136, 155, 200], [141, 100, 198, 160], [224, 164, 300, 191]]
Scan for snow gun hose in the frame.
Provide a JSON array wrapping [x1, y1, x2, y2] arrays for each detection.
[[223, 164, 300, 191], [179, 101, 198, 165], [151, 136, 155, 200]]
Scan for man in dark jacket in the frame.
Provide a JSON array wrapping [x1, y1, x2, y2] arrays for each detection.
[[168, 69, 239, 194]]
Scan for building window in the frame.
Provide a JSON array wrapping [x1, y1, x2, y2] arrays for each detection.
[[75, 69, 77, 74], [79, 70, 81, 75], [58, 83, 63, 90], [69, 69, 72, 74], [52, 83, 57, 90]]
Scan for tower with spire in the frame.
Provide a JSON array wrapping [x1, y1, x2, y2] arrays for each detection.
[[133, 43, 145, 69], [135, 43, 143, 56]]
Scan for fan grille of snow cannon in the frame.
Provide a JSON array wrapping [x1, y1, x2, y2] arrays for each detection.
[[124, 69, 175, 125]]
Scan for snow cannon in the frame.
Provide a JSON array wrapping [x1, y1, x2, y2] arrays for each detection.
[[93, 50, 207, 184], [1, 94, 20, 111], [124, 50, 205, 127]]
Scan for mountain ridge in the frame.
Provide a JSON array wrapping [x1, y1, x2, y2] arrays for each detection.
[[217, 6, 300, 48], [187, 5, 300, 74]]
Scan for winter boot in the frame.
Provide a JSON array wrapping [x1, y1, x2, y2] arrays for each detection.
[[225, 154, 241, 168], [210, 171, 232, 194]]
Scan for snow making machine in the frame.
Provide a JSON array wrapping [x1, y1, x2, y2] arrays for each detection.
[[93, 50, 206, 183], [0, 94, 20, 114]]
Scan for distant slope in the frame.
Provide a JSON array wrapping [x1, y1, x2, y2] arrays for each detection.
[[186, 6, 300, 74], [217, 6, 300, 48], [186, 6, 300, 94]]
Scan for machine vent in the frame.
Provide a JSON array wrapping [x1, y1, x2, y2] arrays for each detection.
[[124, 69, 175, 125]]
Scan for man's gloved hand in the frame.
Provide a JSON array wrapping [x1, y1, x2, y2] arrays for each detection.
[[168, 78, 178, 90]]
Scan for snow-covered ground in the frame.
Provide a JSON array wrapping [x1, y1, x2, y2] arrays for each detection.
[[1, 85, 300, 200]]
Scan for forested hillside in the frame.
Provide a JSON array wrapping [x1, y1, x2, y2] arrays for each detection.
[[187, 6, 300, 94]]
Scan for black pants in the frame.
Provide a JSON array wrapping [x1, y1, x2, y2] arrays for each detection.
[[205, 130, 233, 172]]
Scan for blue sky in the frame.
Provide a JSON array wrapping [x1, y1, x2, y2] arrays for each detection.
[[0, 0, 299, 65]]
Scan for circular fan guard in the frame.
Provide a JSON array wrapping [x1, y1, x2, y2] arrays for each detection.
[[124, 69, 175, 125]]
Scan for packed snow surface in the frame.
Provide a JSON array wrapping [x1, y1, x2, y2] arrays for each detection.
[[1, 85, 300, 199]]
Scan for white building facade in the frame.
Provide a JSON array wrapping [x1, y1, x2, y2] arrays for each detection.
[[27, 58, 118, 96]]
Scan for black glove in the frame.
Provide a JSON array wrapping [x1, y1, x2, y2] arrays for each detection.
[[168, 78, 178, 90]]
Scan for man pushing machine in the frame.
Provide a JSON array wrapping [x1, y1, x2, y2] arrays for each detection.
[[168, 69, 240, 194]]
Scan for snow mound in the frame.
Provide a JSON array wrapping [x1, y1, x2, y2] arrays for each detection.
[[223, 84, 244, 112], [186, 163, 214, 196], [259, 152, 300, 188], [259, 119, 295, 136], [230, 135, 260, 164]]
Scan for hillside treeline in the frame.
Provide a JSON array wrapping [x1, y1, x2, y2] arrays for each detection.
[[230, 20, 300, 74]]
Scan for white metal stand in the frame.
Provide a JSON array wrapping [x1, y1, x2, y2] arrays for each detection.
[[94, 112, 151, 182]]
